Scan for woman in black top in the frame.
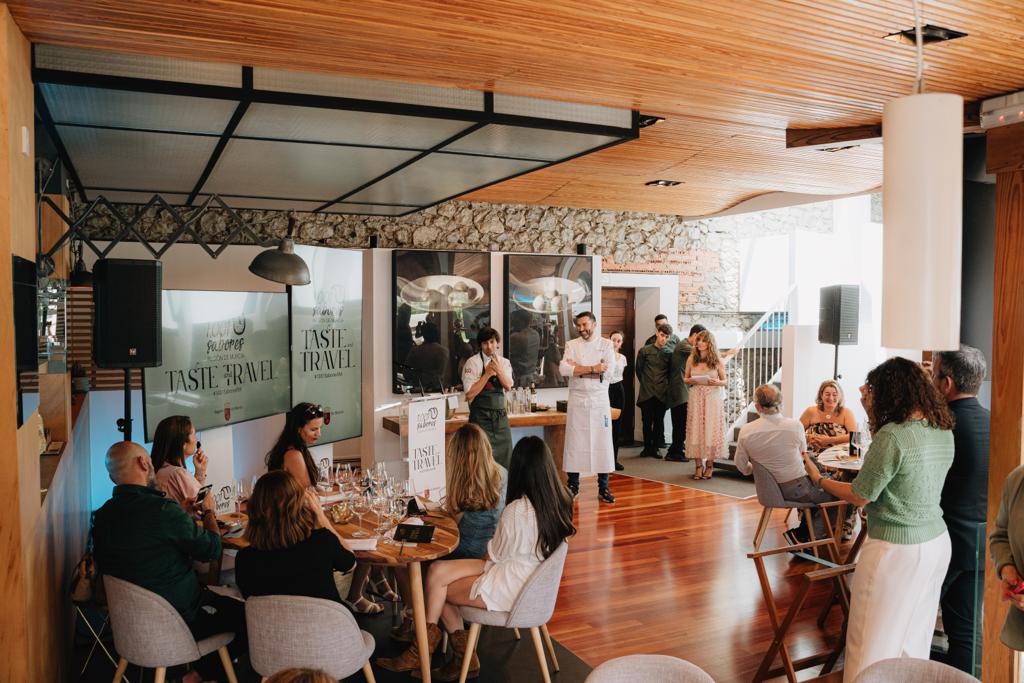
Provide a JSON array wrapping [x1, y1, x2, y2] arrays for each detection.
[[236, 470, 355, 603]]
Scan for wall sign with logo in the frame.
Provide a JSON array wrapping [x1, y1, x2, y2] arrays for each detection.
[[406, 397, 446, 494], [291, 246, 363, 444], [142, 290, 291, 441]]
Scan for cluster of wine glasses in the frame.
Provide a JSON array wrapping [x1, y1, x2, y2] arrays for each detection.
[[320, 462, 413, 541]]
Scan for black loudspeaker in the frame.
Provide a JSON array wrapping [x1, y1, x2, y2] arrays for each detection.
[[818, 285, 860, 346], [93, 258, 162, 368], [576, 243, 587, 255], [13, 256, 37, 372]]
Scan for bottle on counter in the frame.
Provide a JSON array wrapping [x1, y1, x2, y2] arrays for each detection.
[[529, 382, 538, 412]]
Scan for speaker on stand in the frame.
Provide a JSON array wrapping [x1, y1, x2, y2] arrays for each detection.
[[818, 285, 860, 380], [93, 258, 162, 442]]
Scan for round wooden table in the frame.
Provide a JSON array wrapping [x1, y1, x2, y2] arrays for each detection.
[[220, 498, 459, 683], [815, 445, 864, 475]]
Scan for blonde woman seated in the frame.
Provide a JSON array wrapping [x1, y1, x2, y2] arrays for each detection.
[[800, 379, 858, 455], [390, 423, 506, 642], [378, 436, 575, 681]]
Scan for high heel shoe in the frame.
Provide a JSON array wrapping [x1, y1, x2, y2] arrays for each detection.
[[367, 571, 400, 602]]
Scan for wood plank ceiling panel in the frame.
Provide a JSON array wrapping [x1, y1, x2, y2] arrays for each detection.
[[9, 1, 1024, 216]]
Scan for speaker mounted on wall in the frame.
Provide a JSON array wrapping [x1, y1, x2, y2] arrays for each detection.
[[818, 285, 860, 346], [12, 255, 38, 372], [93, 258, 163, 368]]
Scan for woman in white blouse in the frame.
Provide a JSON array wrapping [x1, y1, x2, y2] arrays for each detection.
[[377, 436, 575, 679], [607, 331, 628, 471]]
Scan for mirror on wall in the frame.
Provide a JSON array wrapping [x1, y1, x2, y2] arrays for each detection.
[[393, 250, 491, 393], [503, 254, 593, 389]]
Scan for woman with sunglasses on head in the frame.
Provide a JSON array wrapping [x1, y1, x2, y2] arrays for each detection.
[[800, 357, 954, 681], [378, 436, 574, 680], [266, 402, 387, 614], [152, 415, 209, 509]]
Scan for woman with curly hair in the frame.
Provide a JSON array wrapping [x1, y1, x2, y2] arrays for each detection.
[[801, 357, 954, 681], [684, 329, 727, 479]]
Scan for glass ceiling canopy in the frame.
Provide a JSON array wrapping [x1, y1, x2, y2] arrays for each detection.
[[34, 44, 639, 216]]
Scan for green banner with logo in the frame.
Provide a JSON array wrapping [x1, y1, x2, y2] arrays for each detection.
[[291, 246, 363, 443], [143, 290, 291, 441]]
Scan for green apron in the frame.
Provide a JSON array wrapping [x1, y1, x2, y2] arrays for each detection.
[[469, 356, 513, 470]]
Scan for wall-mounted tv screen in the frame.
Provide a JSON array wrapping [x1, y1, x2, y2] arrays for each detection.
[[143, 290, 291, 442]]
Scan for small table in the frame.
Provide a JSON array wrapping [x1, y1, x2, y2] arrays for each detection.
[[816, 445, 864, 474], [219, 502, 459, 683]]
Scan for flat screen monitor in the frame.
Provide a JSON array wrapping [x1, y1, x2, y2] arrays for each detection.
[[143, 290, 291, 442]]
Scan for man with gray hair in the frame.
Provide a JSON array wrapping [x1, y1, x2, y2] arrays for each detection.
[[735, 384, 838, 543], [932, 344, 990, 675], [92, 442, 245, 681]]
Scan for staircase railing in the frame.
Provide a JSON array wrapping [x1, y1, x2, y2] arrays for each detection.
[[722, 284, 796, 431]]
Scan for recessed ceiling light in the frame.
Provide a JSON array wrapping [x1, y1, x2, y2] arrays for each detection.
[[638, 115, 665, 128], [645, 179, 681, 187], [882, 24, 967, 46]]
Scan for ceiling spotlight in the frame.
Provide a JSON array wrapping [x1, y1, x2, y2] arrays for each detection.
[[645, 179, 682, 187], [882, 24, 966, 45], [248, 214, 311, 286], [638, 115, 665, 128]]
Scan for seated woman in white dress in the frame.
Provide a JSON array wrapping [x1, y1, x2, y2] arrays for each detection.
[[377, 436, 575, 680]]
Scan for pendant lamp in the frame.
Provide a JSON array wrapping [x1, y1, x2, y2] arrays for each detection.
[[248, 215, 310, 286], [881, 1, 962, 351]]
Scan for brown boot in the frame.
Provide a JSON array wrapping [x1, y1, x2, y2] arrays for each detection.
[[433, 629, 480, 681], [377, 623, 442, 672]]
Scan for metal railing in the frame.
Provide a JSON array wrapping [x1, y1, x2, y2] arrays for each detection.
[[723, 285, 796, 435]]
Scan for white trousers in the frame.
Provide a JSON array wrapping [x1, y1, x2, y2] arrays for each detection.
[[842, 531, 951, 682]]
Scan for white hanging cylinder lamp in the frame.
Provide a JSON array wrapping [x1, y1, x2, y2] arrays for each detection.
[[881, 2, 963, 351]]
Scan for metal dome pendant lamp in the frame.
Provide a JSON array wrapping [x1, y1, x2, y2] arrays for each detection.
[[881, 0, 963, 351], [248, 214, 311, 286]]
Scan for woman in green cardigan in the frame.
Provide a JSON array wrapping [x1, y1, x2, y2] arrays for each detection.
[[802, 357, 954, 682]]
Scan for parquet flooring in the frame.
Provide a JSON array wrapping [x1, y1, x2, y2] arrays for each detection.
[[549, 473, 845, 683]]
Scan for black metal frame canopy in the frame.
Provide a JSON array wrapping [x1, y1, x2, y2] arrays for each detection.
[[32, 45, 639, 217]]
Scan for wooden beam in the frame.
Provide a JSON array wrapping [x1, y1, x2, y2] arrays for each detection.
[[987, 122, 1024, 174], [787, 100, 983, 149], [984, 125, 1024, 683]]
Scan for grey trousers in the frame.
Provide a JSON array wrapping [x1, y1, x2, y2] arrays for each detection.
[[778, 476, 839, 538]]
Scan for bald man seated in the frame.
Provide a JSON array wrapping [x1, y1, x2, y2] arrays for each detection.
[[92, 441, 246, 681], [734, 385, 839, 544]]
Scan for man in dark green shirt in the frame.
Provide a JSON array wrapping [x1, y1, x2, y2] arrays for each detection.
[[93, 441, 244, 679], [636, 323, 673, 458]]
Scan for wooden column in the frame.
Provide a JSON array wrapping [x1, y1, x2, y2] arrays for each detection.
[[984, 121, 1024, 683], [0, 6, 35, 681]]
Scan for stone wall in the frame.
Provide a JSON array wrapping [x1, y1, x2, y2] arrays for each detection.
[[73, 196, 834, 323]]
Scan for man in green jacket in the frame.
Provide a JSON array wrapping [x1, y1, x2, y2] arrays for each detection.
[[93, 441, 245, 682], [665, 324, 706, 461], [636, 323, 674, 458]]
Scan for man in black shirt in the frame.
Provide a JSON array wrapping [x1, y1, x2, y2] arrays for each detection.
[[931, 345, 990, 676]]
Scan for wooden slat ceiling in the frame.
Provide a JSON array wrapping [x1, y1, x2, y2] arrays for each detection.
[[9, 1, 1024, 217]]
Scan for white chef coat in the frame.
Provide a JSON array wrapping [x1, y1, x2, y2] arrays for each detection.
[[558, 335, 615, 474], [461, 352, 514, 392], [607, 352, 627, 384]]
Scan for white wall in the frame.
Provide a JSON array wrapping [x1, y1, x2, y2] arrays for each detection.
[[739, 233, 790, 311]]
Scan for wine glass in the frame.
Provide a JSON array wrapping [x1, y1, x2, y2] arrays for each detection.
[[372, 494, 389, 537], [351, 491, 371, 538], [234, 478, 250, 514], [381, 497, 403, 545]]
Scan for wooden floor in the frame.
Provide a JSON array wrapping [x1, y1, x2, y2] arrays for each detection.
[[548, 473, 845, 683]]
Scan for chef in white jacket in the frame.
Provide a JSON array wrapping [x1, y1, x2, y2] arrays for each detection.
[[558, 311, 616, 503]]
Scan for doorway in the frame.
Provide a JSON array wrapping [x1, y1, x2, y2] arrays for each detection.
[[601, 287, 637, 445]]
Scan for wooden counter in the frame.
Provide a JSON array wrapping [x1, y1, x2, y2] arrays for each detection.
[[382, 408, 619, 479]]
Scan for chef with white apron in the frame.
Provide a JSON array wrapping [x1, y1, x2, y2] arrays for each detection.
[[558, 311, 616, 504]]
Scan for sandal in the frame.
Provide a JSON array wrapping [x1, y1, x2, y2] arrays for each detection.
[[343, 596, 384, 614], [692, 464, 704, 480], [702, 462, 713, 480], [367, 572, 400, 602]]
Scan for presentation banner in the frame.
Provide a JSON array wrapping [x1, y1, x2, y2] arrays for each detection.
[[143, 290, 291, 441], [291, 246, 363, 443], [407, 397, 446, 495]]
